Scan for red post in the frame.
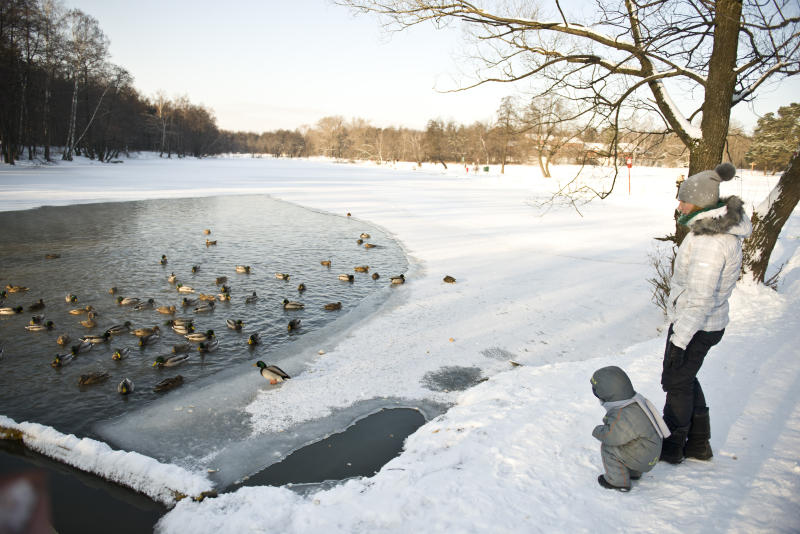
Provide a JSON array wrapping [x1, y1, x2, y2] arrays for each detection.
[[626, 157, 633, 194]]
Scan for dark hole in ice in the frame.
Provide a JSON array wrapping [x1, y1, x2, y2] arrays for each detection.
[[421, 366, 484, 392], [229, 408, 425, 490]]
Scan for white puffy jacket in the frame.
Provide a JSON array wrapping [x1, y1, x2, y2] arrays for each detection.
[[668, 196, 752, 349]]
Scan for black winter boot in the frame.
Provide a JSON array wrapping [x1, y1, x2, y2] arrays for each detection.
[[684, 407, 713, 460], [660, 431, 686, 464]]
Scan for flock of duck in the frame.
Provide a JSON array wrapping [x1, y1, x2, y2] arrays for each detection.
[[0, 228, 408, 397]]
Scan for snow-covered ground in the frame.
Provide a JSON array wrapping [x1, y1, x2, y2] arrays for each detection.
[[1, 154, 798, 533]]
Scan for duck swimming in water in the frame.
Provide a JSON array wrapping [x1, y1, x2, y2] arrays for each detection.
[[275, 273, 290, 280], [25, 320, 54, 332], [323, 302, 342, 311], [108, 286, 118, 294], [78, 371, 110, 386], [363, 243, 377, 249], [320, 260, 331, 267], [197, 338, 219, 353], [69, 305, 94, 315], [205, 239, 217, 246], [193, 301, 215, 313], [167, 273, 178, 284], [185, 329, 214, 343], [118, 378, 134, 395], [372, 272, 380, 280], [80, 312, 98, 328], [181, 297, 198, 307], [287, 319, 301, 332], [171, 322, 195, 335], [297, 283, 306, 292], [56, 334, 71, 346], [117, 296, 139, 306], [138, 331, 160, 346], [160, 255, 168, 265], [134, 298, 156, 311], [360, 233, 370, 239], [247, 333, 261, 346], [191, 265, 200, 274], [153, 375, 183, 392], [354, 266, 369, 273], [390, 274, 406, 285], [254, 361, 290, 384], [6, 285, 29, 293], [245, 291, 258, 304], [105, 321, 132, 336], [51, 353, 74, 367], [71, 340, 92, 355], [156, 305, 177, 315], [65, 293, 78, 303], [197, 293, 216, 301], [0, 306, 23, 315], [171, 342, 193, 354], [153, 354, 189, 368], [235, 265, 251, 274], [112, 347, 130, 360], [215, 276, 228, 285], [338, 274, 354, 282], [131, 325, 160, 338], [226, 318, 244, 330], [282, 299, 304, 310], [176, 284, 195, 293], [27, 299, 45, 311], [81, 332, 110, 344]]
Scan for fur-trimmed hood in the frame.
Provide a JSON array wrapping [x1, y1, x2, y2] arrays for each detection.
[[688, 196, 752, 238]]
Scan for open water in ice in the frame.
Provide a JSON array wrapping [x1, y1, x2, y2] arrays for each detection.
[[0, 194, 409, 452]]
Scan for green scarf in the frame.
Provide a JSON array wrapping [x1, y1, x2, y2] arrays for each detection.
[[678, 201, 725, 226]]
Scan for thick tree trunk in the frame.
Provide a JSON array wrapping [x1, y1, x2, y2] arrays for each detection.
[[63, 77, 78, 161], [743, 147, 800, 283]]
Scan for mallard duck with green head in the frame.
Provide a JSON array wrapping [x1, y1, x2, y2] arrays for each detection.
[[0, 306, 23, 315], [82, 332, 110, 344], [153, 354, 189, 368], [197, 338, 219, 353], [282, 299, 304, 310], [105, 321, 132, 336], [118, 378, 134, 395], [254, 361, 290, 384], [51, 353, 74, 367], [25, 320, 54, 332], [235, 265, 251, 274], [226, 319, 244, 330], [185, 329, 214, 343], [65, 293, 78, 303], [112, 347, 130, 360]]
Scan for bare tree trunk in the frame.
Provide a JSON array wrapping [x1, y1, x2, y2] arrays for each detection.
[[743, 146, 800, 283], [63, 77, 78, 161]]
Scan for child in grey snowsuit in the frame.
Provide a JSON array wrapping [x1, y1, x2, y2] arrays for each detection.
[[591, 366, 669, 491]]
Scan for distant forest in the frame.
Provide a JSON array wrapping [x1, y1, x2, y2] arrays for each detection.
[[1, 1, 754, 171]]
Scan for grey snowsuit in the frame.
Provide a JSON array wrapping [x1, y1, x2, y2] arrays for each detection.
[[591, 366, 663, 488]]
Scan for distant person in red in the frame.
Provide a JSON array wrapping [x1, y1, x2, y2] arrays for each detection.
[[660, 163, 752, 464]]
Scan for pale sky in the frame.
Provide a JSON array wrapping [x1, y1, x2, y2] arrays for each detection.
[[70, 0, 797, 134]]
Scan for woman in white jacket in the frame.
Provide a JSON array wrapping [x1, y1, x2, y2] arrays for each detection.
[[660, 163, 752, 464]]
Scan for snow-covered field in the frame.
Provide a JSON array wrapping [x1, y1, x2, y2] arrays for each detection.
[[1, 154, 798, 533]]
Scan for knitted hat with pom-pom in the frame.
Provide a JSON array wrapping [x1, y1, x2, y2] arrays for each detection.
[[678, 163, 736, 208]]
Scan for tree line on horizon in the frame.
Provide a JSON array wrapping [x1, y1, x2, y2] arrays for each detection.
[[0, 0, 795, 176]]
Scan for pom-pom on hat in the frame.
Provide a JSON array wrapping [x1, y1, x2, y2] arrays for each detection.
[[678, 163, 736, 208]]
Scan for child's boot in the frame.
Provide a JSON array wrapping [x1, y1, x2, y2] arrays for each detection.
[[660, 430, 686, 464], [684, 407, 712, 460], [597, 475, 630, 492]]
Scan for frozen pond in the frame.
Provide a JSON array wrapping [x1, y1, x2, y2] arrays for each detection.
[[0, 194, 408, 445]]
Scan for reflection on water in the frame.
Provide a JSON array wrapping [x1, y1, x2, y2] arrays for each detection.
[[0, 195, 406, 439]]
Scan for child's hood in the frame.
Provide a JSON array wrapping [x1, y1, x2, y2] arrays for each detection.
[[591, 366, 635, 402]]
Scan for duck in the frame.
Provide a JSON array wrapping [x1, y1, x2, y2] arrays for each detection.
[[354, 265, 369, 273], [71, 340, 92, 355], [171, 322, 195, 335], [235, 265, 251, 274], [205, 239, 217, 246], [6, 284, 29, 293], [320, 260, 331, 267], [190, 265, 199, 274], [78, 371, 110, 386], [44, 253, 61, 259], [287, 319, 301, 332], [160, 254, 168, 265], [215, 276, 228, 285], [65, 293, 78, 303], [134, 298, 156, 311], [197, 338, 219, 353], [371, 272, 380, 280], [153, 354, 189, 368], [29, 314, 44, 325], [176, 284, 195, 293], [193, 301, 215, 313], [105, 321, 132, 336], [132, 325, 160, 338], [360, 232, 371, 239], [167, 273, 178, 284], [0, 306, 23, 315], [185, 329, 214, 343], [254, 361, 290, 384], [247, 333, 261, 346], [156, 305, 177, 315], [112, 347, 130, 360], [153, 375, 183, 393], [56, 334, 71, 346], [364, 243, 377, 249], [198, 293, 217, 301], [282, 299, 304, 310], [51, 353, 75, 367], [171, 342, 193, 354], [217, 292, 231, 302], [108, 286, 118, 294], [226, 319, 244, 330], [275, 272, 290, 280], [181, 297, 198, 307], [323, 302, 342, 311], [356, 239, 363, 245], [25, 320, 54, 332], [27, 299, 46, 311], [80, 312, 98, 328], [81, 332, 110, 344], [118, 378, 134, 395], [170, 318, 193, 327], [390, 274, 406, 285], [138, 331, 160, 346], [117, 296, 139, 306], [338, 274, 354, 282], [69, 305, 94, 315], [297, 283, 306, 292], [443, 275, 457, 283], [244, 291, 258, 304]]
